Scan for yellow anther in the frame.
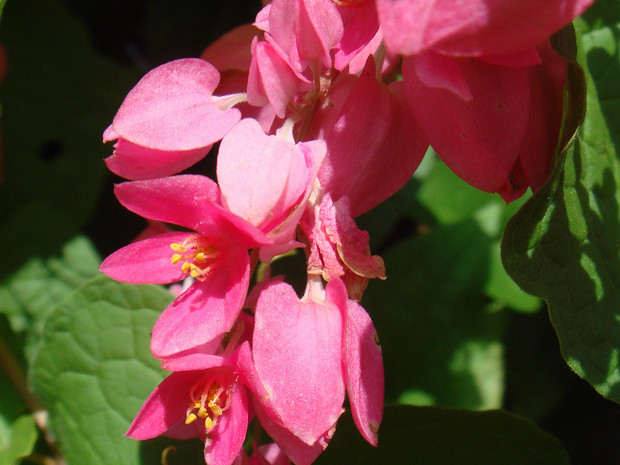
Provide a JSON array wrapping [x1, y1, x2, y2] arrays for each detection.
[[193, 400, 202, 409], [185, 413, 197, 425], [170, 243, 187, 253], [198, 406, 208, 418], [194, 252, 207, 262], [170, 254, 182, 264], [181, 262, 191, 273], [209, 403, 222, 416], [204, 417, 214, 430]]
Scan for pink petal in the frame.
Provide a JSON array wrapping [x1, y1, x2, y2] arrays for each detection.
[[160, 353, 228, 372], [111, 58, 241, 151], [150, 248, 250, 358], [313, 58, 428, 217], [217, 119, 303, 229], [201, 24, 260, 73], [301, 204, 345, 281], [205, 381, 249, 465], [233, 342, 278, 418], [333, 2, 380, 72], [114, 175, 220, 231], [254, 443, 292, 465], [254, 3, 272, 32], [253, 281, 345, 445], [126, 371, 202, 440], [265, 139, 326, 241], [342, 299, 384, 446], [254, 400, 333, 465], [320, 196, 385, 280], [403, 53, 530, 194], [247, 37, 310, 118], [115, 176, 270, 248], [104, 137, 211, 180], [478, 46, 542, 67], [377, 0, 595, 57], [267, 0, 343, 72], [100, 232, 193, 284], [413, 52, 473, 101], [518, 41, 566, 193]]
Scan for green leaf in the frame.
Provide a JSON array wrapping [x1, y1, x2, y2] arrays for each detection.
[[30, 275, 174, 465], [416, 155, 541, 312], [501, 5, 620, 402], [0, 414, 37, 465], [0, 360, 36, 465], [0, 236, 101, 362], [485, 240, 541, 313], [315, 405, 570, 465], [0, 336, 37, 465], [363, 221, 506, 410], [0, 0, 139, 278], [417, 157, 499, 227]]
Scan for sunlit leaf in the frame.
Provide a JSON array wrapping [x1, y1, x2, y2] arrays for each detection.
[[502, 4, 620, 402]]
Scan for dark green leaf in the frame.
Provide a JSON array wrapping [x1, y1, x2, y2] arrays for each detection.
[[315, 405, 570, 465], [501, 5, 620, 402], [363, 221, 506, 409], [416, 155, 541, 311]]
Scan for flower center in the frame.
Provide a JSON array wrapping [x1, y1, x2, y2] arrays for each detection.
[[185, 381, 230, 431], [170, 236, 220, 281]]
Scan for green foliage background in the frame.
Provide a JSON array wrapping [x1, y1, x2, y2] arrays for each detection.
[[0, 0, 618, 464]]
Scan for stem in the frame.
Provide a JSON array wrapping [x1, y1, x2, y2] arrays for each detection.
[[212, 92, 248, 110], [0, 337, 67, 465]]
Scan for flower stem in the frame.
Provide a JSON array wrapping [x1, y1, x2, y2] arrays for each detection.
[[0, 336, 66, 465]]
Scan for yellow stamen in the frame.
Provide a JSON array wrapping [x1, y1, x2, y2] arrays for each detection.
[[170, 253, 182, 264], [185, 413, 197, 424], [170, 243, 187, 253], [209, 402, 222, 416], [204, 417, 214, 430], [198, 406, 208, 418]]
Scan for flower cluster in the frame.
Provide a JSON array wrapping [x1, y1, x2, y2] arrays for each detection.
[[99, 1, 593, 464]]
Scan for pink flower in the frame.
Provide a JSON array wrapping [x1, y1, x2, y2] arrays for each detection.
[[376, 0, 595, 58], [237, 278, 383, 464], [101, 117, 325, 355], [302, 193, 385, 301], [99, 175, 272, 357], [217, 118, 325, 257], [126, 356, 248, 465], [247, 36, 312, 119], [309, 58, 428, 217], [103, 58, 242, 180], [332, 1, 381, 73], [255, 0, 343, 74], [201, 25, 278, 132], [403, 52, 530, 198], [402, 40, 567, 201]]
